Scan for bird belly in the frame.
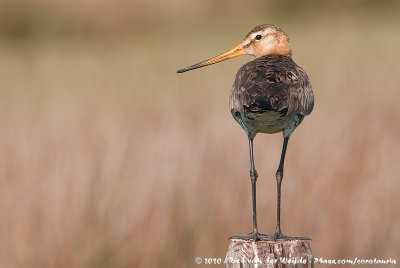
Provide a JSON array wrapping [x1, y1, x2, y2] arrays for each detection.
[[248, 111, 292, 133], [233, 111, 297, 138]]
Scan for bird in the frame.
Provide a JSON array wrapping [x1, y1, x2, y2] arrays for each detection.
[[177, 24, 314, 242]]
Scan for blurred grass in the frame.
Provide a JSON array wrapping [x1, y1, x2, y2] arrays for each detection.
[[0, 0, 400, 267]]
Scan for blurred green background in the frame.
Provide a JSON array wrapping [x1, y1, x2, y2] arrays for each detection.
[[0, 0, 399, 267]]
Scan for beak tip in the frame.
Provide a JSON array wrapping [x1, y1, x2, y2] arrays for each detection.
[[177, 44, 244, 75]]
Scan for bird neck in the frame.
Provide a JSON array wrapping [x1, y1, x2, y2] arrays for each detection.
[[256, 45, 292, 59]]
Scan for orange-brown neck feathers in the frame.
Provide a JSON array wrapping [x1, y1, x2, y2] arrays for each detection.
[[268, 32, 292, 58]]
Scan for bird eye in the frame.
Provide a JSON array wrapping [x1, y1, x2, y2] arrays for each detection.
[[255, 35, 262, 40]]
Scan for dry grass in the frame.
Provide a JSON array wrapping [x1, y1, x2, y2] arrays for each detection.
[[0, 1, 399, 267]]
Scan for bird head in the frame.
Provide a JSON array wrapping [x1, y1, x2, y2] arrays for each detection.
[[177, 24, 292, 73]]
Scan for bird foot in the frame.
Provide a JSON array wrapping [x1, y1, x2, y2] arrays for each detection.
[[272, 231, 311, 242], [229, 231, 273, 242]]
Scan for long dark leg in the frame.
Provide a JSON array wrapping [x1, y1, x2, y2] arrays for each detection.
[[273, 137, 310, 241], [230, 138, 271, 241], [275, 137, 288, 237], [249, 138, 258, 234]]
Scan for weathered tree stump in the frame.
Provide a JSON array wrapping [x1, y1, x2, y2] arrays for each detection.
[[225, 239, 313, 268]]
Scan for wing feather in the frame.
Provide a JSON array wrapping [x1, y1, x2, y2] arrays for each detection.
[[231, 55, 314, 117]]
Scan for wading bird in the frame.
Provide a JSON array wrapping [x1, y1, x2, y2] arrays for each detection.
[[177, 24, 314, 241]]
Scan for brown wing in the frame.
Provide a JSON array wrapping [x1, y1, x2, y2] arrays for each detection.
[[230, 55, 314, 117]]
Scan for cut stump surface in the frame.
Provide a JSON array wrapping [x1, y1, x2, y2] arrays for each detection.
[[225, 239, 313, 268]]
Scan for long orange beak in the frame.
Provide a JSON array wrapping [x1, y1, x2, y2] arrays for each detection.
[[177, 44, 245, 73]]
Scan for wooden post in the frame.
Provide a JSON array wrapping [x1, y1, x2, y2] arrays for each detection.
[[225, 239, 313, 268]]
